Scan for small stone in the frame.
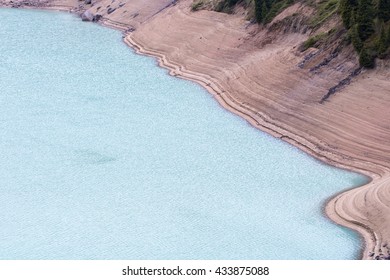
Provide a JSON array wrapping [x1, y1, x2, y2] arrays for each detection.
[[81, 10, 94, 21], [107, 7, 116, 14], [92, 14, 102, 22]]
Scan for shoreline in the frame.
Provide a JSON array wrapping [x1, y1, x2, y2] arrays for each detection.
[[1, 0, 390, 260], [125, 30, 383, 261]]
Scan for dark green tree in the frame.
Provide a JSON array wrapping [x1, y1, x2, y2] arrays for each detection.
[[255, 0, 263, 23], [356, 0, 375, 41], [359, 46, 375, 68], [339, 0, 358, 28], [378, 0, 390, 22], [351, 24, 363, 51], [261, 0, 268, 22], [228, 0, 239, 6], [388, 23, 390, 44], [378, 25, 389, 57]]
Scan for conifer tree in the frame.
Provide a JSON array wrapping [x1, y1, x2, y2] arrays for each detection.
[[359, 47, 375, 68], [378, 0, 390, 22], [255, 0, 263, 23], [388, 24, 390, 44], [261, 0, 268, 22], [356, 0, 375, 41], [339, 0, 358, 28], [351, 24, 363, 51], [378, 25, 388, 57], [265, 0, 272, 10]]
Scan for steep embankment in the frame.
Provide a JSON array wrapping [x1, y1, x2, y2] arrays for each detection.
[[1, 0, 390, 259]]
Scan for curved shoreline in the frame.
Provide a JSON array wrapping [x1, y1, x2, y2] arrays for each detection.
[[125, 32, 388, 260], [2, 0, 390, 259]]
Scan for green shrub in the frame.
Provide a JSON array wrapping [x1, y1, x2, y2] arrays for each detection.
[[301, 32, 327, 51], [309, 0, 338, 28], [214, 0, 240, 13], [191, 0, 205, 11], [254, 0, 295, 24]]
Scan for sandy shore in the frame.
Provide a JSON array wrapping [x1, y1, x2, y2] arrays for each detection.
[[1, 0, 390, 259]]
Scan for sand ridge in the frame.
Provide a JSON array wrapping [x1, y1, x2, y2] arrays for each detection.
[[1, 0, 390, 259]]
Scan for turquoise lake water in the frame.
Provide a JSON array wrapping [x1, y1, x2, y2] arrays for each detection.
[[0, 8, 368, 259]]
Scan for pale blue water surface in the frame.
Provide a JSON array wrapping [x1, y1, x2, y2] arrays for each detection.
[[0, 8, 368, 259]]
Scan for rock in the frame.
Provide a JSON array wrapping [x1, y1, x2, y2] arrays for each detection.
[[84, 0, 91, 4], [81, 10, 94, 21], [92, 14, 102, 22], [107, 7, 116, 14]]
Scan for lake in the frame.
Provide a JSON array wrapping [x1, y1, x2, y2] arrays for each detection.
[[0, 8, 368, 259]]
